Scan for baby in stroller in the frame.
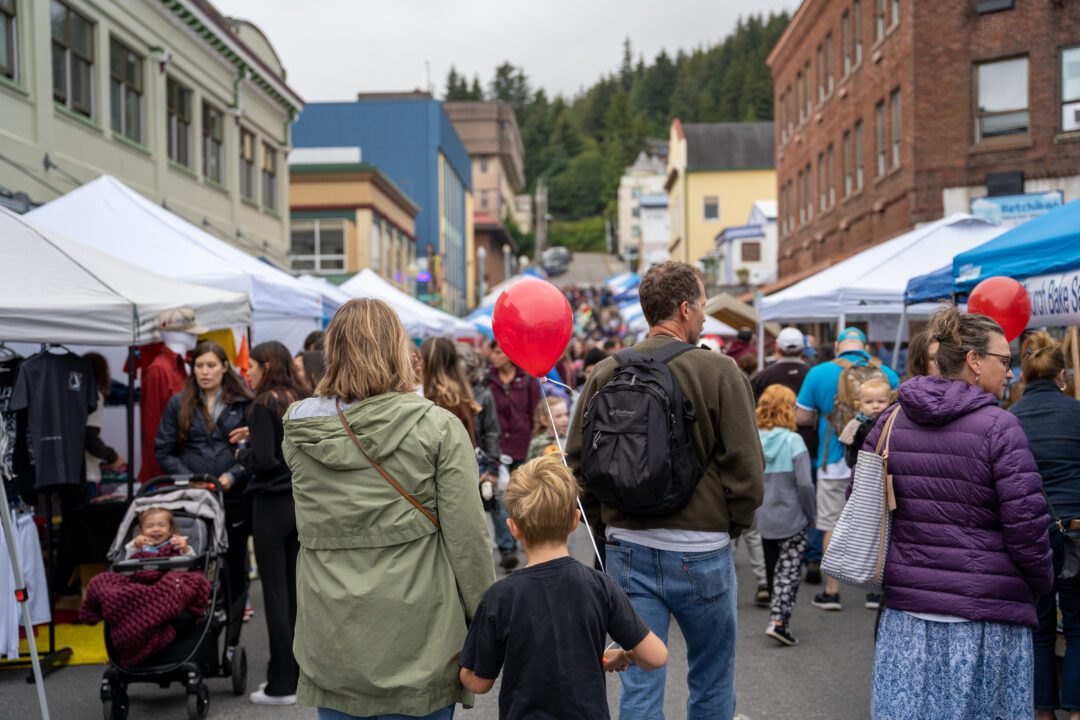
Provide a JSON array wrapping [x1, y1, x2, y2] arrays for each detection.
[[124, 507, 195, 559]]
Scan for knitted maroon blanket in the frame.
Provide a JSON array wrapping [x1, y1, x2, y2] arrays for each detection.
[[80, 551, 211, 667]]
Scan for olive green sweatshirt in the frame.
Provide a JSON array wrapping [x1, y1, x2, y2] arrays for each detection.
[[566, 335, 765, 537]]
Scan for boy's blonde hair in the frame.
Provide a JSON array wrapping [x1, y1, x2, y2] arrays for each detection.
[[504, 455, 579, 545], [532, 396, 567, 436]]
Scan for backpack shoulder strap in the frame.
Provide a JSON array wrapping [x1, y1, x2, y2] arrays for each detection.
[[646, 339, 699, 366], [833, 357, 856, 370], [613, 347, 641, 367]]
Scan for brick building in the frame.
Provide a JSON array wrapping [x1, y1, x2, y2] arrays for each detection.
[[768, 0, 1080, 286]]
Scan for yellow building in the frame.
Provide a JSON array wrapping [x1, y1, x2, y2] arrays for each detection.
[[288, 160, 418, 288], [666, 120, 776, 271]]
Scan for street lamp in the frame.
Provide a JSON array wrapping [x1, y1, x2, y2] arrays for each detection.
[[477, 246, 487, 300]]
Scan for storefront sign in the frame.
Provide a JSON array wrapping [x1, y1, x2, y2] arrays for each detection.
[[1024, 269, 1080, 327], [971, 191, 1063, 228]]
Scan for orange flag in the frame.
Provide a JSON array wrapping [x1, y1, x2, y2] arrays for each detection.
[[236, 336, 251, 385]]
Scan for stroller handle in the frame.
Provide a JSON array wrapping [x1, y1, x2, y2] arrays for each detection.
[[139, 474, 223, 498]]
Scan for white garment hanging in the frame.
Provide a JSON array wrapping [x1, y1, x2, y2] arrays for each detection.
[[0, 508, 50, 659]]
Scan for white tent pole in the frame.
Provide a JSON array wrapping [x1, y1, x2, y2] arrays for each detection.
[[838, 313, 846, 337], [893, 304, 907, 376]]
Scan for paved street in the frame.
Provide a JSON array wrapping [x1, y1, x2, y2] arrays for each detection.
[[549, 252, 626, 289], [2, 516, 883, 720]]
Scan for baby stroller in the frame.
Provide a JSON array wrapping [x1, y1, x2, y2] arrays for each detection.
[[96, 475, 247, 720]]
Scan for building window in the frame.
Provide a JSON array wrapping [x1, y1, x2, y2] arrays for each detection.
[[239, 129, 255, 200], [854, 120, 865, 189], [261, 143, 277, 209], [741, 242, 761, 263], [817, 152, 826, 211], [805, 163, 813, 223], [291, 219, 345, 273], [875, 100, 886, 175], [825, 33, 834, 95], [0, 0, 17, 81], [796, 71, 804, 122], [480, 157, 488, 173], [891, 0, 900, 27], [166, 77, 191, 167], [842, 130, 853, 197], [975, 0, 1013, 13], [632, 224, 641, 237], [51, 0, 94, 117], [202, 103, 224, 184], [841, 11, 851, 76], [109, 38, 142, 143], [853, 0, 864, 64], [817, 44, 825, 103], [631, 205, 641, 218], [804, 61, 812, 118], [480, 190, 489, 209], [976, 57, 1028, 141], [371, 220, 382, 271], [875, 0, 886, 41], [703, 195, 719, 221], [827, 143, 836, 207], [890, 89, 901, 167], [797, 170, 805, 226], [1062, 48, 1080, 132], [788, 180, 795, 233]]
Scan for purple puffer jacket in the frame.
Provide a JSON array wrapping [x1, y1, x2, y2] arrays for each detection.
[[860, 375, 1054, 628]]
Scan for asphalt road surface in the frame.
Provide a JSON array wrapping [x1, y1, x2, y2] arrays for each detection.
[[2, 512, 895, 720], [548, 252, 625, 289]]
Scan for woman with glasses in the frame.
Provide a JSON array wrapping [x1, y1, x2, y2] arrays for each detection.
[[861, 305, 1053, 719]]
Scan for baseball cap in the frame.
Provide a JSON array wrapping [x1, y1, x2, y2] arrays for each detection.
[[157, 307, 207, 336], [776, 327, 804, 353], [836, 326, 867, 344]]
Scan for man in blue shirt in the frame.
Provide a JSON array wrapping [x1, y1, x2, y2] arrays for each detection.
[[796, 327, 900, 611]]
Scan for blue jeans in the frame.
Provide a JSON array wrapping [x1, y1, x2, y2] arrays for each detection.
[[605, 540, 738, 720], [804, 527, 824, 563], [1034, 527, 1080, 712], [317, 705, 454, 720], [489, 491, 517, 554]]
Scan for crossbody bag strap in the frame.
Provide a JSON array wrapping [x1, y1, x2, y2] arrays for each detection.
[[335, 400, 440, 530], [1037, 484, 1068, 535], [877, 406, 902, 512]]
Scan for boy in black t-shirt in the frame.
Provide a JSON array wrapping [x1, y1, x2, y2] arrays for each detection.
[[460, 456, 667, 719]]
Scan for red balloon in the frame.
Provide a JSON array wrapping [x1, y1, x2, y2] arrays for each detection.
[[968, 276, 1031, 342], [492, 279, 573, 377]]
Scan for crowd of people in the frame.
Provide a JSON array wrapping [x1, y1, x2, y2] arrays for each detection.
[[93, 259, 1078, 720]]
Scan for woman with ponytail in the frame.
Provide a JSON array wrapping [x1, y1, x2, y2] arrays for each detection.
[[1009, 331, 1080, 720], [863, 305, 1053, 719]]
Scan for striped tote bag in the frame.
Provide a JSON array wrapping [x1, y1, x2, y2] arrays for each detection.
[[821, 407, 901, 592]]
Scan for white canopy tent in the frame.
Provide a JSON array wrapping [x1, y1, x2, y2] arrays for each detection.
[[758, 214, 1006, 326], [297, 274, 352, 324], [339, 269, 478, 339], [0, 207, 251, 345], [27, 175, 321, 351]]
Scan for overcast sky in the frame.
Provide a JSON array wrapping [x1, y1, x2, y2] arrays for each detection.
[[212, 0, 801, 103]]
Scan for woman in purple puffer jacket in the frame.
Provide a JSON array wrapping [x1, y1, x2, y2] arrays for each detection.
[[865, 306, 1054, 720]]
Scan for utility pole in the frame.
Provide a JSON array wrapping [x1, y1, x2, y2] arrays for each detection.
[[534, 178, 548, 264]]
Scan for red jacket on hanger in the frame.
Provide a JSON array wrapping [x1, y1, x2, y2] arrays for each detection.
[[138, 344, 187, 481]]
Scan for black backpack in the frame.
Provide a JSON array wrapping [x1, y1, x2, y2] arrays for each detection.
[[581, 341, 705, 515]]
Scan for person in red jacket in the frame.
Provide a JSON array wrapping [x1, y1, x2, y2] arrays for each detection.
[[138, 309, 205, 481]]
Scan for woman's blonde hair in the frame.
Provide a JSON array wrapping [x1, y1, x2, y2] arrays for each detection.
[[756, 384, 797, 431], [1021, 330, 1066, 384], [315, 298, 417, 402], [532, 396, 568, 436]]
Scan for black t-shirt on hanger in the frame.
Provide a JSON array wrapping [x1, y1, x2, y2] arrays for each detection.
[[0, 356, 35, 495], [10, 352, 98, 488]]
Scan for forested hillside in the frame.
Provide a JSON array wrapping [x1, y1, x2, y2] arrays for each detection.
[[445, 12, 790, 253]]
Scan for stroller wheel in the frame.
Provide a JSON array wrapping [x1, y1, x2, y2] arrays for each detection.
[[102, 697, 129, 720], [230, 646, 248, 696], [186, 684, 210, 720]]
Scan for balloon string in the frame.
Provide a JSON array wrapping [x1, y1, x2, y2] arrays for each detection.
[[537, 375, 574, 394], [537, 379, 605, 573]]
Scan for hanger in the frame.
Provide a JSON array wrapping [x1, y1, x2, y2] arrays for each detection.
[[0, 341, 16, 361], [41, 343, 73, 355]]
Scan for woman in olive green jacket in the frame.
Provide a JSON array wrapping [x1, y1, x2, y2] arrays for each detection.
[[283, 299, 496, 719]]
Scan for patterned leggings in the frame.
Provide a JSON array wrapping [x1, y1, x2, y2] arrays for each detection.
[[762, 530, 808, 626]]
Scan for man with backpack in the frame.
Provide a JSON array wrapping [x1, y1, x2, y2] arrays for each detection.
[[566, 261, 764, 720], [795, 327, 900, 611]]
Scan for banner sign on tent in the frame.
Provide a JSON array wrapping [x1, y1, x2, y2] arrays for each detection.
[[971, 191, 1063, 228], [1024, 270, 1080, 328]]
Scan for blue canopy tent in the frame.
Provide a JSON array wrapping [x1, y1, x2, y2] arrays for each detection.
[[953, 197, 1080, 292], [904, 265, 954, 305]]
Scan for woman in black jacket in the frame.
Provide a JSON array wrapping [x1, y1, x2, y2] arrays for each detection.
[[155, 340, 252, 650], [237, 341, 303, 705]]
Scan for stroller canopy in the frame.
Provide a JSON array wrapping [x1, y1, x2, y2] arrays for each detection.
[[107, 487, 227, 562]]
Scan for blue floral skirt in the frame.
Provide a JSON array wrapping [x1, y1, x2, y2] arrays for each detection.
[[872, 608, 1033, 720]]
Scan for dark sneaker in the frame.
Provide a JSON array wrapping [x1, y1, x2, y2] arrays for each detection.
[[804, 562, 822, 585], [865, 593, 881, 610], [499, 551, 519, 570], [812, 592, 842, 611], [766, 623, 799, 646], [754, 584, 770, 607]]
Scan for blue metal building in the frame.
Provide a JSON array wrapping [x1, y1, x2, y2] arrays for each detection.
[[292, 94, 473, 314]]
